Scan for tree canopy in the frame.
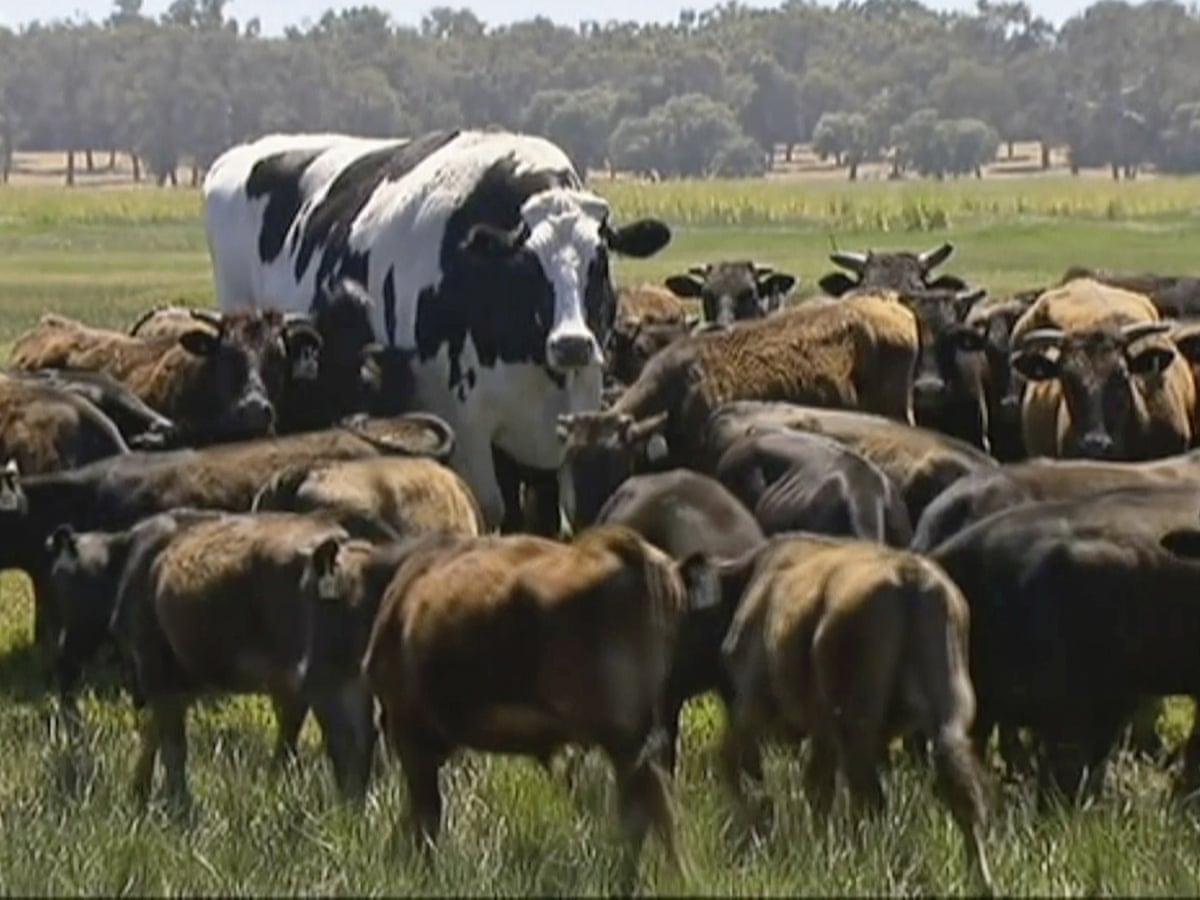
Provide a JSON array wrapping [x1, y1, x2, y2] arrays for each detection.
[[3, 0, 1200, 184]]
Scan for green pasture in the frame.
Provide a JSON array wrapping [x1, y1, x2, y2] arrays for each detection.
[[2, 178, 1200, 893]]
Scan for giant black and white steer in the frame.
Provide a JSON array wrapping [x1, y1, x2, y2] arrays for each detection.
[[203, 130, 672, 527]]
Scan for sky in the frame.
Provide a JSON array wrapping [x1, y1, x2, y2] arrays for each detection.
[[0, 0, 1100, 35]]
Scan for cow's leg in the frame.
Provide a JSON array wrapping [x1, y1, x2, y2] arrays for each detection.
[[610, 729, 685, 891], [156, 695, 191, 812], [803, 727, 838, 825], [269, 694, 308, 773], [311, 679, 375, 805], [491, 444, 525, 534], [390, 720, 446, 858], [931, 724, 994, 897], [131, 705, 161, 808]]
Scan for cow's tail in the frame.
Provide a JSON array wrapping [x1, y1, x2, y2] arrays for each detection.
[[339, 411, 455, 463]]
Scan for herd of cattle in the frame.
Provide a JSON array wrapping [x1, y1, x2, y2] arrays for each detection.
[[6, 127, 1200, 890]]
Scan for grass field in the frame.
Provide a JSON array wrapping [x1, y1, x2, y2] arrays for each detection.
[[4, 177, 1200, 894]]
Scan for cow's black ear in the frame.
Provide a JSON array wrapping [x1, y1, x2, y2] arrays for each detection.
[[605, 219, 671, 258], [926, 274, 969, 292], [664, 274, 704, 299], [1128, 345, 1176, 376], [818, 272, 857, 297], [1011, 349, 1060, 382], [461, 223, 527, 260], [757, 272, 796, 298], [178, 329, 220, 357], [47, 524, 76, 558], [1161, 528, 1200, 560]]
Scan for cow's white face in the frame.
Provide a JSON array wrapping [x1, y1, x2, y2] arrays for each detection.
[[520, 190, 612, 373]]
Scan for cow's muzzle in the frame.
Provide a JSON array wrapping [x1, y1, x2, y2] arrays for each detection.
[[1079, 430, 1115, 459], [547, 332, 601, 371], [232, 395, 276, 435]]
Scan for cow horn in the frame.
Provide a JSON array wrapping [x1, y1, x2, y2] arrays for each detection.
[[1120, 320, 1174, 345], [187, 308, 223, 329], [918, 242, 955, 272], [1017, 327, 1066, 350], [687, 264, 709, 278], [829, 251, 867, 274], [341, 411, 456, 463], [284, 312, 318, 330], [753, 263, 776, 278]]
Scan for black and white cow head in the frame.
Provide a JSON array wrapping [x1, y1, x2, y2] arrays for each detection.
[[460, 190, 672, 374], [664, 261, 796, 326]]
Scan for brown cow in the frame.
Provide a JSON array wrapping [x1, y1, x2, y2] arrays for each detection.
[[114, 512, 377, 809], [0, 370, 129, 474], [252, 456, 484, 540], [1059, 266, 1200, 319], [1010, 278, 1198, 460], [664, 261, 796, 326], [684, 534, 992, 892], [556, 294, 920, 527], [958, 293, 1036, 460], [11, 310, 319, 443], [313, 525, 708, 885]]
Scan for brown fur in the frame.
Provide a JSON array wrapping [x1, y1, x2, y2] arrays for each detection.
[[122, 512, 375, 808], [253, 456, 484, 539], [716, 535, 992, 892], [617, 283, 689, 325], [0, 371, 129, 474], [359, 524, 690, 885], [570, 293, 919, 467], [128, 306, 218, 340]]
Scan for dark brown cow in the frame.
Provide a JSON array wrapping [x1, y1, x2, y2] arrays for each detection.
[[682, 534, 993, 892], [605, 318, 696, 388], [556, 295, 920, 528], [664, 261, 796, 326], [959, 294, 1035, 460], [312, 525, 708, 885], [594, 468, 766, 772], [816, 242, 969, 297], [0, 371, 130, 474], [11, 310, 318, 443], [252, 455, 484, 540], [714, 428, 912, 546], [114, 512, 377, 808], [703, 401, 997, 527], [929, 484, 1200, 806]]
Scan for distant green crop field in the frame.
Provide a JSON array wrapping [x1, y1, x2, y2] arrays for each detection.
[[2, 180, 1200, 894]]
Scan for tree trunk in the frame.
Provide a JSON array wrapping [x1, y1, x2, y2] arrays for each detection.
[[1110, 162, 1119, 181], [190, 162, 199, 187], [168, 167, 178, 187], [1007, 139, 1014, 159], [848, 159, 858, 181], [85, 149, 95, 172], [1040, 141, 1051, 169], [108, 148, 116, 169], [65, 149, 75, 187], [784, 142, 794, 162], [130, 151, 141, 183], [975, 165, 983, 179]]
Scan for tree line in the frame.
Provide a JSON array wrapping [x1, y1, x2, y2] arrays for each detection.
[[2, 0, 1200, 186]]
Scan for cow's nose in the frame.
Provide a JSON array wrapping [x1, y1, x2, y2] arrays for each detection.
[[1080, 431, 1114, 458], [237, 395, 276, 434], [547, 333, 599, 370], [913, 374, 945, 400]]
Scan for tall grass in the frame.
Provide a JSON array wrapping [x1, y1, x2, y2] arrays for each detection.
[[6, 174, 1200, 232]]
